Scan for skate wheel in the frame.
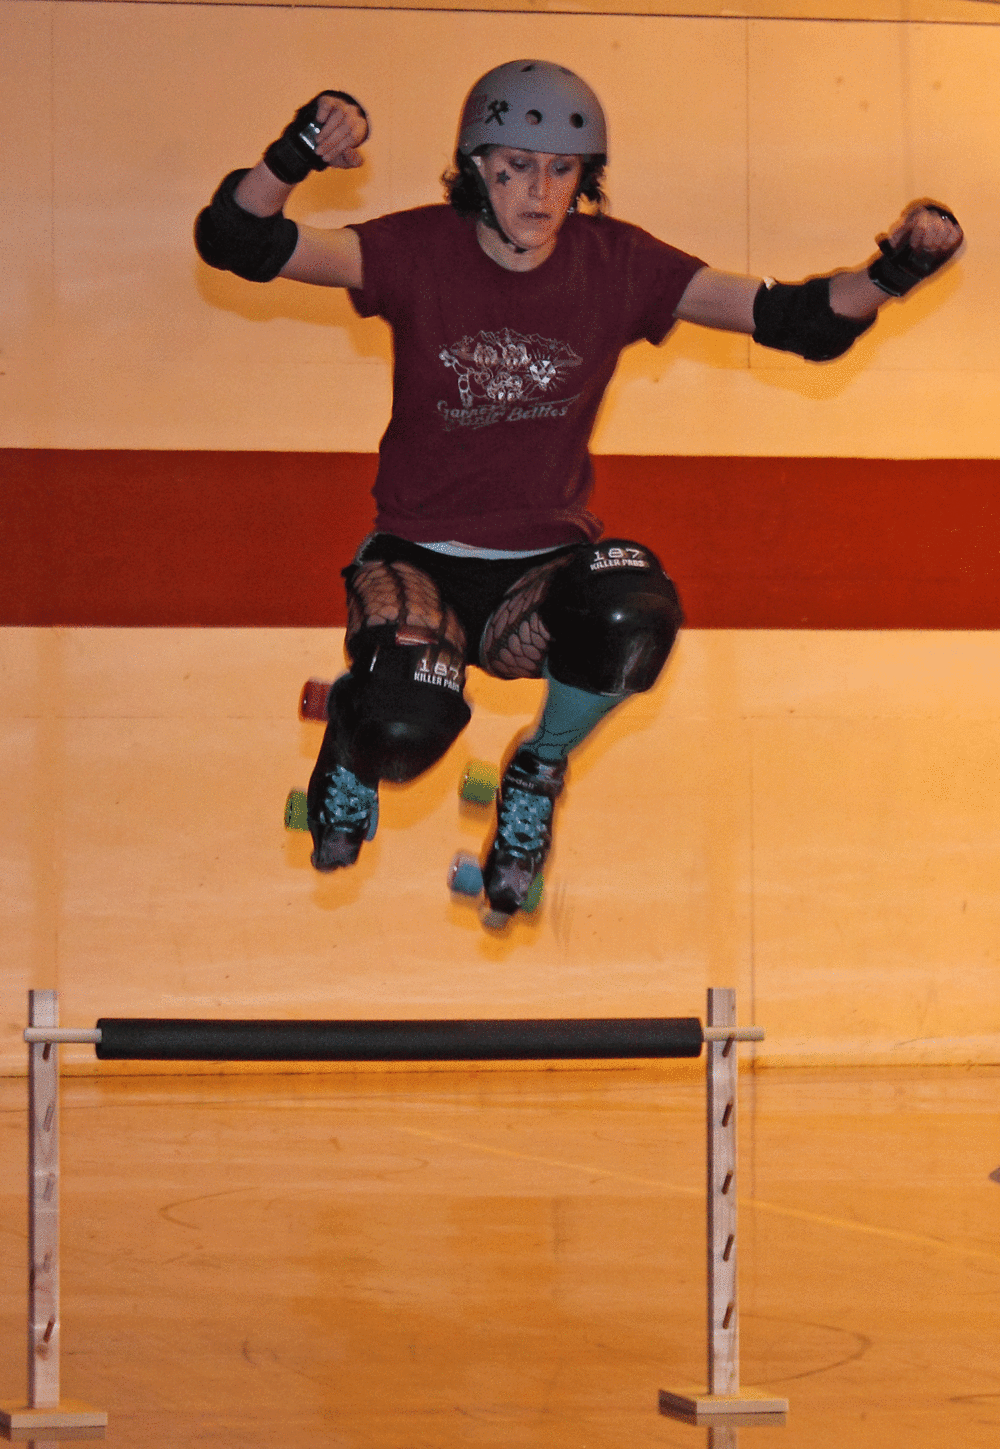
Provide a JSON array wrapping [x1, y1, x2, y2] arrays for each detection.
[[284, 789, 309, 832], [448, 851, 483, 898], [299, 677, 332, 722], [460, 760, 499, 805], [521, 874, 544, 914]]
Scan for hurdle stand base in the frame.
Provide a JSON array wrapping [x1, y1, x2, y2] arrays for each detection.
[[0, 1400, 107, 1440], [659, 1387, 788, 1427]]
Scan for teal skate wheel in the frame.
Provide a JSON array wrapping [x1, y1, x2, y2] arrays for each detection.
[[460, 760, 499, 806], [284, 789, 309, 832], [299, 677, 332, 722], [448, 851, 483, 897], [521, 874, 544, 914]]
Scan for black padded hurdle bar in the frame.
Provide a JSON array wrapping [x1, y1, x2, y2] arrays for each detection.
[[84, 1016, 716, 1062]]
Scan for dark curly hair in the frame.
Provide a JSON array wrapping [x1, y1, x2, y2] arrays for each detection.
[[442, 148, 607, 217]]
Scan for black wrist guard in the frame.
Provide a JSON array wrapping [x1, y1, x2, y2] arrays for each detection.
[[752, 277, 875, 362], [263, 90, 369, 185], [194, 169, 299, 283], [867, 203, 961, 297]]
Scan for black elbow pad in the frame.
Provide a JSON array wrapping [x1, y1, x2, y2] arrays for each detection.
[[752, 276, 874, 362], [194, 169, 299, 283]]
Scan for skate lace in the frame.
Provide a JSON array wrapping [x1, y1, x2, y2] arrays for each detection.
[[497, 786, 552, 855], [320, 766, 377, 829]]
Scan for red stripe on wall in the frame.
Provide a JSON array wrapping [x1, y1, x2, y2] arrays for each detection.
[[1, 451, 378, 630], [592, 455, 1000, 629], [2, 450, 999, 628]]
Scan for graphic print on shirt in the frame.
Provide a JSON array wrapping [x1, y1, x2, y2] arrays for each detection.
[[437, 327, 582, 432]]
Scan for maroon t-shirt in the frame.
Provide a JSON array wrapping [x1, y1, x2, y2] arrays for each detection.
[[348, 205, 705, 549]]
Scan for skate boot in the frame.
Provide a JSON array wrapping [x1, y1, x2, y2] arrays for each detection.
[[482, 747, 567, 919], [306, 761, 379, 872]]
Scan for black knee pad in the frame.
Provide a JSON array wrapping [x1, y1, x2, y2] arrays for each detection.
[[333, 625, 471, 784], [541, 540, 683, 694]]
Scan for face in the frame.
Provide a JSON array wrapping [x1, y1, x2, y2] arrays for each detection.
[[474, 147, 584, 259]]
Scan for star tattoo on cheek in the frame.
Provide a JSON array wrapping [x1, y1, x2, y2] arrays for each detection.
[[495, 170, 510, 186]]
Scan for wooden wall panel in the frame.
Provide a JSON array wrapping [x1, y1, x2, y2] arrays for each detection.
[[3, 626, 999, 1073], [82, 0, 997, 18], [2, 5, 994, 457]]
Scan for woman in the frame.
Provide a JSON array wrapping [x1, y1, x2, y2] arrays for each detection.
[[196, 60, 961, 921]]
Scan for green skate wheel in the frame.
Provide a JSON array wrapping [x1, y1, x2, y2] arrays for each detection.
[[521, 874, 544, 913], [448, 851, 483, 897], [299, 677, 332, 722], [460, 760, 499, 805], [284, 789, 309, 832]]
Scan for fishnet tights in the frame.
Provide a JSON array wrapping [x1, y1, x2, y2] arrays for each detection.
[[347, 560, 466, 653], [479, 555, 570, 680]]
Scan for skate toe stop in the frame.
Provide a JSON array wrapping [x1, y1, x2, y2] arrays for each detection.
[[479, 905, 515, 931]]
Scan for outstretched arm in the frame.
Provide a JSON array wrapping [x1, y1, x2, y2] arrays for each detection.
[[674, 202, 963, 359], [195, 91, 370, 290]]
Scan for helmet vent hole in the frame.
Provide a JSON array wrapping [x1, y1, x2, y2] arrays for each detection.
[[525, 109, 542, 125], [570, 113, 585, 129]]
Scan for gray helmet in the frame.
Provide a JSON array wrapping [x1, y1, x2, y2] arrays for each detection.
[[458, 60, 607, 159]]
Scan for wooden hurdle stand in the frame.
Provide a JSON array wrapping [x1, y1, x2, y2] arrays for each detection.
[[1, 988, 785, 1439], [0, 991, 107, 1441], [659, 988, 789, 1428]]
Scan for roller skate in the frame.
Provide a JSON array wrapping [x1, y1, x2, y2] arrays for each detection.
[[305, 761, 379, 872], [284, 677, 379, 872], [482, 747, 566, 921]]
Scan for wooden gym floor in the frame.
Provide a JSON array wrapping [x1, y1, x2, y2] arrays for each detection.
[[1, 1063, 997, 1448]]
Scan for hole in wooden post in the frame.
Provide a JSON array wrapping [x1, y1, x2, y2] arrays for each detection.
[[723, 1303, 735, 1330], [723, 1234, 735, 1261], [43, 1104, 55, 1132], [43, 1042, 52, 1061], [722, 1036, 734, 1057], [722, 1102, 733, 1127], [721, 1171, 734, 1195], [43, 1319, 56, 1343]]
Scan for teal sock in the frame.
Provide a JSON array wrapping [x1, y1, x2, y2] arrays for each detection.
[[524, 667, 626, 764]]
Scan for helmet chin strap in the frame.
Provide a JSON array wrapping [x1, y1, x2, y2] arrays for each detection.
[[470, 160, 529, 255], [481, 207, 528, 256]]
